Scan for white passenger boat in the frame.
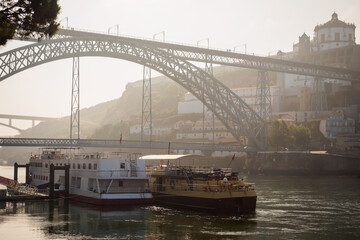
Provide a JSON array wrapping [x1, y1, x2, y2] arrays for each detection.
[[29, 148, 153, 205]]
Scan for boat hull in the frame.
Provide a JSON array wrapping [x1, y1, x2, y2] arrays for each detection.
[[153, 193, 256, 214], [69, 193, 154, 206]]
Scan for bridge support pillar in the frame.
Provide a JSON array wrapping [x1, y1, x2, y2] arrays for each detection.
[[49, 164, 70, 199], [70, 56, 80, 140], [13, 163, 30, 184], [311, 77, 327, 115], [50, 164, 54, 199], [204, 60, 214, 145], [256, 70, 272, 150], [14, 162, 18, 182], [141, 66, 152, 142]]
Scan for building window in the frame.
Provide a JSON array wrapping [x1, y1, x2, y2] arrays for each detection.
[[94, 164, 97, 170], [71, 177, 76, 188], [88, 163, 92, 169], [321, 34, 325, 42], [73, 163, 75, 169], [83, 163, 86, 169], [77, 163, 81, 169], [335, 32, 340, 41], [76, 177, 81, 189], [119, 181, 123, 187], [120, 162, 125, 169], [349, 33, 353, 41]]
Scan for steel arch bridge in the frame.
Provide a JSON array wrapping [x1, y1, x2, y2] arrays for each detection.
[[0, 37, 265, 149]]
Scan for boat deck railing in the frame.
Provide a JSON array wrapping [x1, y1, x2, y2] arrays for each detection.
[[151, 182, 255, 193], [84, 186, 151, 194], [148, 166, 236, 176], [72, 169, 148, 179]]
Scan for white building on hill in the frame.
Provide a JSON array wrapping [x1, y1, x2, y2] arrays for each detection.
[[178, 86, 280, 114]]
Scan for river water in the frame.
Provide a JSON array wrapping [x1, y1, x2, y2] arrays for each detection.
[[0, 166, 360, 239]]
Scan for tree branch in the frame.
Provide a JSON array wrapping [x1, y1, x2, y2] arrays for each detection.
[[0, 0, 24, 14]]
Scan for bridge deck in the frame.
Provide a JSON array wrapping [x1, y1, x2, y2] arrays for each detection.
[[0, 137, 251, 152]]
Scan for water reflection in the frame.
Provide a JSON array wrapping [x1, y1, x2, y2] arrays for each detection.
[[0, 200, 257, 239], [0, 175, 360, 239]]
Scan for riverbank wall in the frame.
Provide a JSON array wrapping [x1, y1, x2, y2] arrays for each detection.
[[242, 152, 360, 175]]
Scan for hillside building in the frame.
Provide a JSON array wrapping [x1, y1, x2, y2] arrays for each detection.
[[319, 110, 355, 139], [178, 86, 280, 114]]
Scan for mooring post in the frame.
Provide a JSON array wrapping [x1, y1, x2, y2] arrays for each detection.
[[65, 164, 70, 198], [49, 164, 55, 199], [25, 164, 30, 184], [14, 162, 18, 182]]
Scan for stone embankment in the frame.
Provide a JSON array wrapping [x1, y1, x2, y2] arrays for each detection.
[[241, 151, 360, 175]]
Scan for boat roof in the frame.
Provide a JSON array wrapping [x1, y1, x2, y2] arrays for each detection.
[[139, 154, 203, 160]]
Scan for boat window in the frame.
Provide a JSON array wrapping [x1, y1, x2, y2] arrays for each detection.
[[71, 177, 76, 188], [88, 163, 92, 169], [94, 163, 97, 170], [83, 163, 86, 169], [76, 177, 81, 189], [120, 162, 125, 169]]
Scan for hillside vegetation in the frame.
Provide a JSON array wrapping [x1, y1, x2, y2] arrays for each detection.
[[1, 67, 263, 164]]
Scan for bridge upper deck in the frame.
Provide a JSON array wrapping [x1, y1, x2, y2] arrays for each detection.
[[53, 28, 360, 83]]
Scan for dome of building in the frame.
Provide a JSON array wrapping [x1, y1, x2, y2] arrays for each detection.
[[314, 12, 355, 31], [313, 13, 356, 51]]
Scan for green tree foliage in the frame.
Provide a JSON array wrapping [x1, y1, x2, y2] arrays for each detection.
[[289, 124, 311, 147], [268, 120, 292, 149], [0, 0, 60, 46]]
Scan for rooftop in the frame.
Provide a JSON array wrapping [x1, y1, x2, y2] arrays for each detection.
[[314, 13, 355, 31]]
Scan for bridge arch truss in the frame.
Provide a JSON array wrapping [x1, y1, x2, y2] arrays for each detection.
[[0, 38, 265, 149]]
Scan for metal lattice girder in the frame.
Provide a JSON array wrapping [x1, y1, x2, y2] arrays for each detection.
[[255, 70, 272, 150], [53, 29, 360, 82], [311, 78, 328, 112], [141, 65, 152, 141], [0, 137, 255, 152], [256, 70, 272, 121], [0, 38, 265, 149], [4, 29, 360, 83], [70, 56, 80, 139]]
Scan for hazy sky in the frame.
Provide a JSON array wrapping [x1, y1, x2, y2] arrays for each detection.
[[0, 0, 359, 136]]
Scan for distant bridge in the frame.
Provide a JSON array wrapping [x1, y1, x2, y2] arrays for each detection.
[[0, 114, 55, 132], [0, 137, 253, 152], [1, 28, 359, 150]]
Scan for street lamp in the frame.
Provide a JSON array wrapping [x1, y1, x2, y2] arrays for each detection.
[[197, 38, 209, 48], [59, 17, 68, 29], [108, 24, 119, 36], [153, 31, 165, 41], [233, 44, 247, 54]]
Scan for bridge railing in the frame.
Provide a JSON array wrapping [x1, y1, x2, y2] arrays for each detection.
[[0, 137, 251, 152]]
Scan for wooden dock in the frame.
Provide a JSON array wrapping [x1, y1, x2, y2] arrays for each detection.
[[0, 194, 49, 202], [0, 176, 49, 202]]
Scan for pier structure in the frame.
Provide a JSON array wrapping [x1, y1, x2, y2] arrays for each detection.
[[13, 162, 30, 184], [49, 164, 70, 199]]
